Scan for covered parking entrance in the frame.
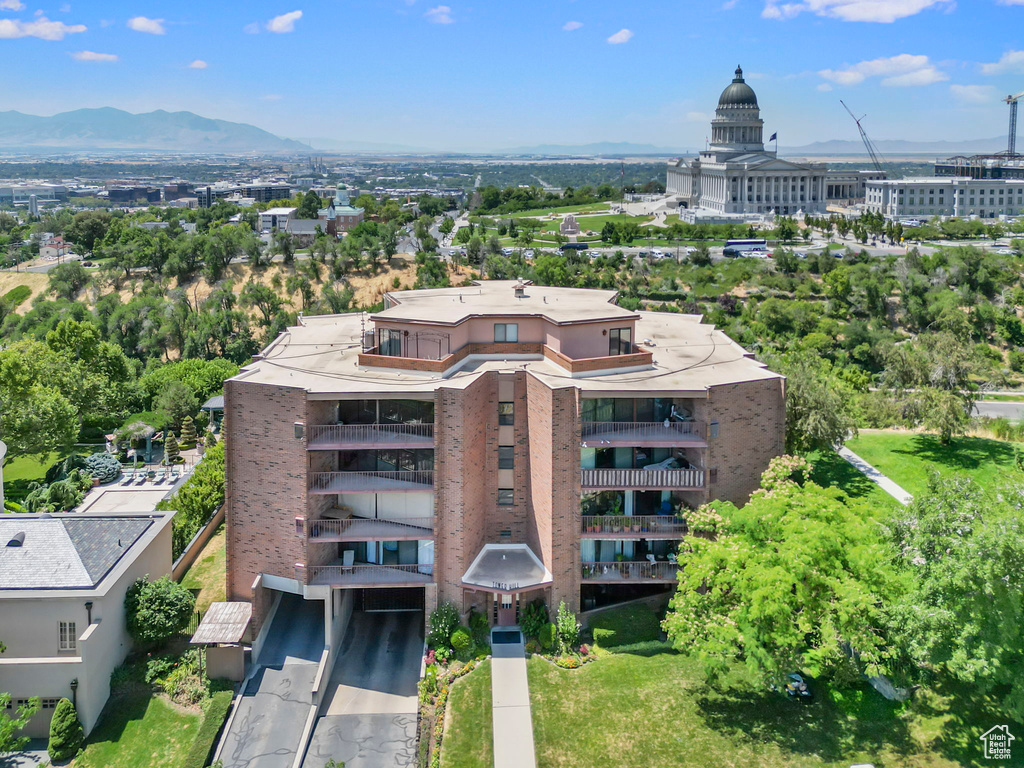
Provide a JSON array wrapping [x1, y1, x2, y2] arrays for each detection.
[[358, 586, 424, 612]]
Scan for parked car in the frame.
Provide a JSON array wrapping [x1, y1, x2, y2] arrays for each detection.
[[995, 248, 1015, 255]]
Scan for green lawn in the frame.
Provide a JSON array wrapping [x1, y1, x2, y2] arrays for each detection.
[[588, 603, 662, 649], [507, 202, 612, 218], [977, 393, 1024, 402], [573, 214, 655, 233], [2, 451, 60, 483], [179, 523, 226, 613], [440, 661, 493, 768], [844, 430, 1023, 498], [527, 651, 991, 768], [76, 692, 201, 768], [803, 448, 897, 510]]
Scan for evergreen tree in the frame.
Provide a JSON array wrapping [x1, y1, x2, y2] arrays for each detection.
[[205, 428, 218, 448], [164, 432, 180, 464], [179, 415, 198, 447], [48, 698, 84, 762]]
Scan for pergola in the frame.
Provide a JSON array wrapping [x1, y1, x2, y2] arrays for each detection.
[[190, 601, 252, 681]]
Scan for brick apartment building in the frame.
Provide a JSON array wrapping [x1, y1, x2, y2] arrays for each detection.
[[224, 281, 784, 635]]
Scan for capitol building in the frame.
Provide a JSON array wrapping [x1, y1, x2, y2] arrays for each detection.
[[667, 66, 830, 219]]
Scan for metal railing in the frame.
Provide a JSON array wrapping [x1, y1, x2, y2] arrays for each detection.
[[581, 515, 688, 536], [580, 561, 681, 581], [581, 421, 705, 441], [307, 516, 435, 540], [306, 423, 434, 448], [302, 563, 434, 586], [309, 471, 434, 492], [580, 467, 704, 490]]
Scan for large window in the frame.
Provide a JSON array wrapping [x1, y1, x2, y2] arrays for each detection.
[[498, 446, 515, 469], [379, 328, 404, 357], [494, 323, 519, 343], [608, 327, 632, 356], [337, 399, 434, 425], [59, 621, 76, 652], [339, 449, 434, 472], [498, 402, 515, 426], [497, 488, 514, 506]]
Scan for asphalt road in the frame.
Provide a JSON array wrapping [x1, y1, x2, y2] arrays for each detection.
[[973, 401, 1024, 421], [221, 593, 325, 768], [302, 610, 423, 768]]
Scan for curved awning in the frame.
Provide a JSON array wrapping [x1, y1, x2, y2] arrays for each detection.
[[461, 544, 552, 594]]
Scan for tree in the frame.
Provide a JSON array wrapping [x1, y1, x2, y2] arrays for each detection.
[[763, 351, 857, 453], [466, 235, 483, 264], [179, 415, 198, 446], [163, 432, 180, 464], [0, 641, 39, 753], [885, 476, 1024, 718], [155, 381, 199, 433], [124, 575, 196, 646], [664, 456, 894, 685], [47, 698, 84, 762], [295, 190, 322, 219], [240, 281, 285, 326], [439, 217, 455, 237], [47, 262, 90, 301]]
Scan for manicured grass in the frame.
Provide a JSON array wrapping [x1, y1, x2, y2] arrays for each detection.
[[441, 660, 493, 768], [528, 651, 995, 768], [844, 430, 1023, 498], [76, 692, 201, 768], [179, 523, 226, 613], [803, 448, 896, 510], [588, 603, 662, 648], [2, 451, 60, 483], [574, 214, 655, 233], [507, 202, 612, 218], [977, 393, 1024, 402]]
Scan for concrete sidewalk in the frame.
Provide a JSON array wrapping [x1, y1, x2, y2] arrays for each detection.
[[838, 446, 913, 505], [491, 636, 537, 768]]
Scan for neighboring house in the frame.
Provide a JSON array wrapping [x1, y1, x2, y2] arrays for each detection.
[[224, 281, 785, 640], [286, 218, 322, 244], [259, 207, 297, 233], [0, 511, 174, 737], [39, 236, 72, 259], [317, 185, 364, 235]]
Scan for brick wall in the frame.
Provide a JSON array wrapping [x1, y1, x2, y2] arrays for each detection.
[[225, 380, 308, 615], [704, 377, 785, 505]]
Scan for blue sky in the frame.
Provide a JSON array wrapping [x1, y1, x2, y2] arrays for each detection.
[[1, 0, 1023, 151]]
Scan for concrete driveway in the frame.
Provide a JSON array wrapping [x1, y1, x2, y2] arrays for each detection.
[[220, 593, 324, 768], [302, 610, 423, 768]]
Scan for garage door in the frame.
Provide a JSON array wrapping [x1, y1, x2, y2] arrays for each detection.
[[360, 587, 424, 612]]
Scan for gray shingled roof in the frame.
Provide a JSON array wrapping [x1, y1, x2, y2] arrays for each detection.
[[201, 395, 224, 411], [0, 516, 154, 590]]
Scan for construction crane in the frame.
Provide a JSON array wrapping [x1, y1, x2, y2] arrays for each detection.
[[840, 99, 886, 173], [1005, 90, 1024, 155]]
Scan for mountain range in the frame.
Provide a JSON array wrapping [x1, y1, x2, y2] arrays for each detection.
[[500, 141, 694, 156], [780, 136, 1009, 156], [0, 108, 310, 153]]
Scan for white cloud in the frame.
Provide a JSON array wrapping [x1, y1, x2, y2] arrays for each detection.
[[260, 94, 283, 101], [242, 21, 259, 33], [424, 5, 454, 23], [981, 49, 1024, 75], [266, 10, 302, 32], [71, 50, 118, 62], [817, 82, 833, 91], [996, 0, 1024, 4], [763, 0, 953, 23], [562, 20, 582, 31], [950, 84, 995, 103], [0, 0, 26, 11], [607, 28, 633, 44], [188, 59, 208, 69], [59, 3, 70, 11], [819, 54, 947, 87], [0, 15, 85, 39], [722, 0, 739, 8], [127, 15, 165, 34]]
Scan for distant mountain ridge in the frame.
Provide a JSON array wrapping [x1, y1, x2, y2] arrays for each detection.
[[0, 107, 309, 152], [782, 136, 1009, 156], [501, 141, 695, 156]]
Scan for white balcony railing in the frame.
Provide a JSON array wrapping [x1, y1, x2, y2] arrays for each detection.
[[306, 423, 434, 449], [580, 467, 704, 490], [581, 421, 705, 443], [309, 471, 434, 493]]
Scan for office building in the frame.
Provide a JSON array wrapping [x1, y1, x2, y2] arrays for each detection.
[[865, 177, 1024, 219]]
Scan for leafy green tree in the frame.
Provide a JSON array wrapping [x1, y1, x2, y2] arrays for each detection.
[[763, 351, 857, 453], [157, 441, 225, 556], [885, 476, 1024, 717], [466, 235, 483, 264], [47, 698, 84, 762], [439, 217, 455, 237], [125, 576, 196, 647], [155, 380, 199, 433], [65, 210, 112, 252], [295, 190, 323, 219], [0, 641, 39, 753], [240, 281, 284, 326], [47, 262, 91, 301], [664, 456, 894, 685]]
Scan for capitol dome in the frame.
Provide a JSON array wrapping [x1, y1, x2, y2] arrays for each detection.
[[718, 66, 758, 108]]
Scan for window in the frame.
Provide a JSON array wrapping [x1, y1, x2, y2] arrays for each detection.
[[41, 698, 60, 710], [497, 488, 514, 505], [498, 402, 514, 426], [498, 446, 514, 469], [494, 323, 518, 343], [709, 421, 719, 438], [59, 621, 76, 652], [608, 327, 632, 356], [379, 328, 403, 357]]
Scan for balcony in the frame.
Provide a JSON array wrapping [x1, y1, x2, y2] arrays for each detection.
[[581, 467, 704, 491], [580, 561, 681, 582], [309, 471, 434, 493], [581, 421, 706, 447], [581, 515, 688, 539], [307, 423, 434, 450], [306, 516, 434, 541], [299, 563, 434, 587]]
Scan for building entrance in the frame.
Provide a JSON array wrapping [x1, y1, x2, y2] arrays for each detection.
[[495, 593, 518, 626]]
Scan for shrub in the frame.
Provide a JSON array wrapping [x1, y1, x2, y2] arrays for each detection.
[[164, 432, 180, 465], [428, 602, 460, 650], [181, 687, 234, 768], [468, 609, 489, 641], [450, 627, 472, 656], [125, 575, 196, 647], [157, 441, 225, 558], [45, 453, 88, 484], [555, 601, 580, 653], [145, 653, 179, 683], [180, 416, 198, 447], [85, 451, 122, 483], [2, 284, 32, 309], [520, 599, 548, 640], [205, 429, 218, 448], [538, 622, 556, 651], [47, 698, 84, 762]]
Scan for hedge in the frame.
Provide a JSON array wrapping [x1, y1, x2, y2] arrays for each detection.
[[181, 687, 234, 768], [2, 284, 32, 309], [157, 441, 225, 558]]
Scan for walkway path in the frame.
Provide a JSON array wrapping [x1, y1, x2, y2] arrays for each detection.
[[490, 632, 537, 768], [838, 446, 913, 505]]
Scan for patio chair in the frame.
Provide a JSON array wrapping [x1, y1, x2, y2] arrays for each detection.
[[341, 549, 355, 573], [646, 554, 657, 566], [135, 471, 148, 485], [169, 468, 181, 482], [153, 469, 166, 484], [120, 470, 135, 485]]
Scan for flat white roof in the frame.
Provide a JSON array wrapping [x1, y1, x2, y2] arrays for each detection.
[[262, 206, 297, 215]]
